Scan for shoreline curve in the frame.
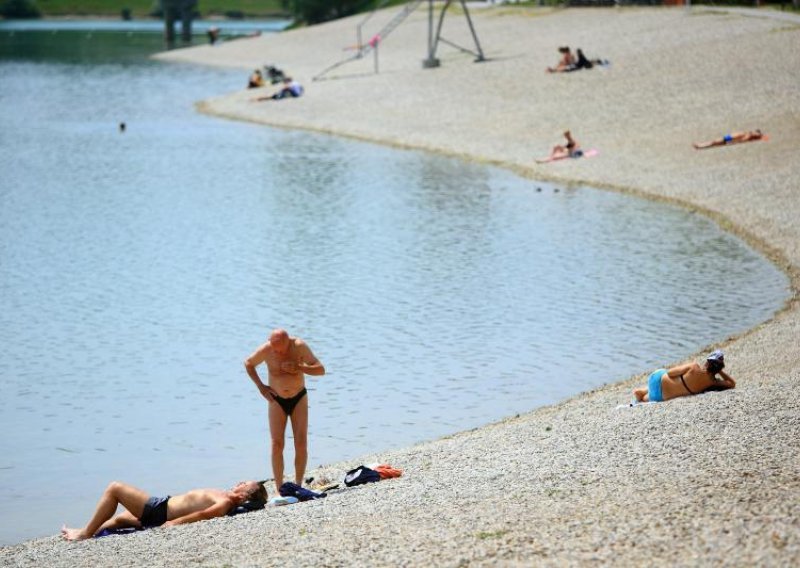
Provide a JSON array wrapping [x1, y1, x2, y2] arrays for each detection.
[[3, 6, 799, 566]]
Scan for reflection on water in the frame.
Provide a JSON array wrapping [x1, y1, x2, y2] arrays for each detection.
[[0, 30, 789, 545]]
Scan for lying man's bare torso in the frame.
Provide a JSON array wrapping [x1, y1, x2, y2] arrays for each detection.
[[166, 488, 232, 521]]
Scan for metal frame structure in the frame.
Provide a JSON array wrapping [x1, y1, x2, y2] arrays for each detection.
[[423, 0, 486, 68], [314, 0, 486, 81]]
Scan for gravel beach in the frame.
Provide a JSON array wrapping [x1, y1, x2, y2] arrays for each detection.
[[3, 6, 799, 567]]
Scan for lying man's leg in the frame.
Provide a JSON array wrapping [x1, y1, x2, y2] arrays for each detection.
[[62, 481, 150, 540]]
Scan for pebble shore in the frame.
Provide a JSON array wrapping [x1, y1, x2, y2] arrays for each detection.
[[3, 6, 799, 566]]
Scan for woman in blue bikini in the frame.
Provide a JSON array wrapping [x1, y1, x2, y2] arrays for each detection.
[[693, 129, 763, 149], [633, 350, 736, 403]]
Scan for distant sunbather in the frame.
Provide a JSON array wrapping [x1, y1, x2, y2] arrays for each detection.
[[633, 350, 736, 403], [61, 480, 267, 540], [248, 69, 265, 89], [536, 130, 581, 163], [547, 46, 575, 73], [693, 130, 764, 149], [252, 77, 304, 101]]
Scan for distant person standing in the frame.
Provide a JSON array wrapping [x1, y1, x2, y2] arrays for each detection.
[[244, 329, 325, 496], [207, 26, 220, 45]]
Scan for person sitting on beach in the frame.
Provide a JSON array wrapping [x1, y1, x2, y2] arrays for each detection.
[[537, 130, 581, 162], [253, 77, 304, 101], [547, 46, 576, 73], [207, 26, 220, 45], [633, 350, 736, 403], [61, 480, 267, 541], [693, 130, 763, 149], [247, 69, 265, 89]]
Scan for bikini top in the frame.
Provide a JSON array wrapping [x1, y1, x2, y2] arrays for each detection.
[[679, 375, 696, 395]]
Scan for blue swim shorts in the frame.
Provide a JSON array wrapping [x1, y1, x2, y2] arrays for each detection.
[[723, 134, 733, 144], [648, 369, 667, 402]]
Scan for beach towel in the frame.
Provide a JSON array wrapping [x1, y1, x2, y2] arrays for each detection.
[[95, 527, 142, 538], [344, 465, 381, 487], [374, 464, 403, 479]]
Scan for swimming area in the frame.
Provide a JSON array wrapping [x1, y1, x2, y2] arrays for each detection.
[[0, 25, 789, 545]]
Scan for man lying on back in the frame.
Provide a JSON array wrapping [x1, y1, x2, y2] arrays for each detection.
[[61, 479, 267, 540]]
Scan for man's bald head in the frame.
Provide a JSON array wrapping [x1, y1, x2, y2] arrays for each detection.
[[270, 328, 290, 354]]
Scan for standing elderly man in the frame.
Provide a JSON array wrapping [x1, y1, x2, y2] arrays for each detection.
[[244, 328, 325, 495]]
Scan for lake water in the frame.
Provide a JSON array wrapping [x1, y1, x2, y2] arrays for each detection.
[[0, 26, 789, 545]]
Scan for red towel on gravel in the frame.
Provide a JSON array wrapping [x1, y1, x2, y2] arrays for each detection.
[[374, 464, 403, 479]]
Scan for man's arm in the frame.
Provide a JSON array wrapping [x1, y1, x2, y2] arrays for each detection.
[[244, 343, 277, 402], [163, 499, 233, 527], [296, 341, 325, 376]]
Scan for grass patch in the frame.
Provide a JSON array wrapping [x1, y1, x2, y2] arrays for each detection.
[[31, 0, 287, 18], [476, 529, 509, 540]]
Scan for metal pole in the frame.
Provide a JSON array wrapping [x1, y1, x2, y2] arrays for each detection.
[[458, 0, 485, 62], [423, 0, 440, 68]]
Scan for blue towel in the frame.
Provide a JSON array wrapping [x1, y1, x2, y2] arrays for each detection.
[[227, 499, 266, 516], [279, 482, 325, 502], [95, 527, 143, 538]]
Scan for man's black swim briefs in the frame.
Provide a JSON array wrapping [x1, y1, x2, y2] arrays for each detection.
[[140, 496, 170, 527], [273, 388, 307, 416]]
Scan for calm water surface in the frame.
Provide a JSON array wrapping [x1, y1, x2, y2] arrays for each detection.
[[0, 28, 789, 545]]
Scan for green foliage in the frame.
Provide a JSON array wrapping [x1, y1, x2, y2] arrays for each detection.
[[280, 0, 376, 25], [25, 1, 287, 18], [1, 0, 42, 18]]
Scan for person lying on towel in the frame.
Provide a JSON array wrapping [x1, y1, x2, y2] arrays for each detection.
[[61, 480, 267, 540]]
